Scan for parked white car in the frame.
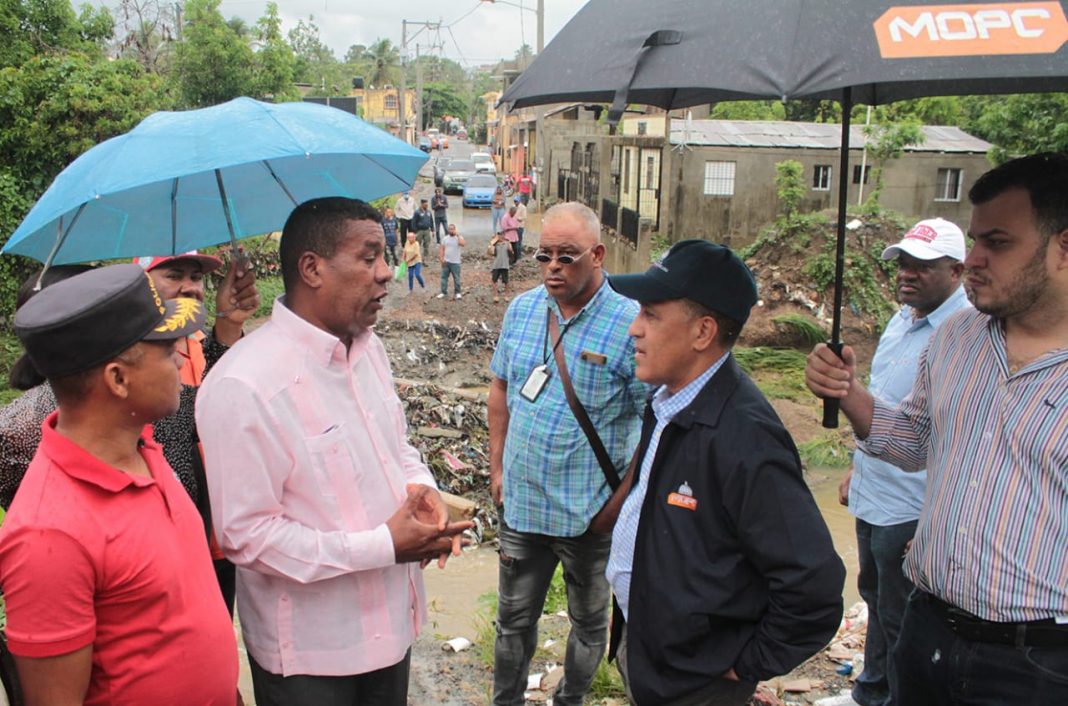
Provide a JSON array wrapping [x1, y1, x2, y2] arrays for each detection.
[[470, 152, 496, 173]]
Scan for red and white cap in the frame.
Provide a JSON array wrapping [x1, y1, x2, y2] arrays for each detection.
[[881, 218, 966, 262], [135, 250, 223, 273]]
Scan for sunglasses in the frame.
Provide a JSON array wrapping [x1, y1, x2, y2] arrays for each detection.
[[534, 247, 593, 266]]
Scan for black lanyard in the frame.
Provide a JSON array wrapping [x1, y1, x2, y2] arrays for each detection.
[[542, 307, 581, 365]]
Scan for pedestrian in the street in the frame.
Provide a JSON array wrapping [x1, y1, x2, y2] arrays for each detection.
[[492, 186, 506, 235], [404, 230, 426, 292], [841, 218, 970, 706], [501, 205, 521, 265], [395, 190, 416, 240], [607, 240, 846, 706], [382, 206, 400, 267], [413, 198, 435, 265], [518, 172, 533, 205], [489, 202, 649, 706], [437, 223, 465, 300], [805, 152, 1068, 706], [488, 233, 511, 303], [0, 264, 239, 706], [432, 187, 449, 244], [196, 197, 472, 706], [514, 196, 528, 262]]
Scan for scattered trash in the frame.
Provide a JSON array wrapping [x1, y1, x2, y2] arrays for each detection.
[[442, 637, 472, 653], [835, 662, 853, 676], [527, 673, 544, 690], [542, 639, 556, 649]]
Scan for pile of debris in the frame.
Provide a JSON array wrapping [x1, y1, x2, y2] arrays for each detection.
[[396, 379, 495, 541], [378, 319, 499, 389]]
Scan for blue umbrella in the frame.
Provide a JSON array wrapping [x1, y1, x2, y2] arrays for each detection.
[[4, 97, 428, 265]]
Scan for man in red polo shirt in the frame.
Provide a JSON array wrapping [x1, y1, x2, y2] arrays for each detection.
[[0, 264, 239, 706]]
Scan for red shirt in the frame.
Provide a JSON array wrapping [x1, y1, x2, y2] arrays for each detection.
[[519, 176, 532, 193], [0, 412, 238, 706]]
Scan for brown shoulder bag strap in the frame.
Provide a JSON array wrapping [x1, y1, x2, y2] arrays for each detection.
[[549, 312, 621, 490]]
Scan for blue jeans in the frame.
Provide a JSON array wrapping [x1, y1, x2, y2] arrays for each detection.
[[894, 591, 1068, 705], [853, 518, 917, 706], [440, 262, 461, 295], [493, 518, 612, 706], [434, 214, 448, 242], [407, 262, 424, 290], [492, 207, 504, 234]]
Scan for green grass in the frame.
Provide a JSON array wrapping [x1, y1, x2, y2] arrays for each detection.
[[771, 314, 827, 347], [474, 591, 499, 667], [797, 432, 853, 468], [0, 331, 24, 404], [733, 346, 810, 402]]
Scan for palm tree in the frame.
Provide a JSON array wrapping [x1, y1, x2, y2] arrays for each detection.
[[366, 38, 400, 87]]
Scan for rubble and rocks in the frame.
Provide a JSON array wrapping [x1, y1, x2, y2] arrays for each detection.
[[394, 379, 495, 542], [378, 319, 498, 390]]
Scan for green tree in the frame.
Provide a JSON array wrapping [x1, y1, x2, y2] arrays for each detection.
[[0, 0, 114, 68], [710, 100, 785, 121], [421, 82, 467, 130], [288, 16, 344, 92], [365, 38, 399, 88], [862, 120, 925, 213], [0, 52, 169, 323], [774, 160, 805, 223], [174, 0, 256, 107], [253, 2, 298, 101], [962, 93, 1068, 163], [344, 44, 367, 64]]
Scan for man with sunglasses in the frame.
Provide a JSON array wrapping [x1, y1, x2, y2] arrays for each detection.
[[489, 202, 649, 706]]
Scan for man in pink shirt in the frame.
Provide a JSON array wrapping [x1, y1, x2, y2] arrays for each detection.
[[501, 205, 522, 265], [196, 197, 471, 706]]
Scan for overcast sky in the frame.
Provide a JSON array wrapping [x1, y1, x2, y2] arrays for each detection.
[[162, 0, 589, 68]]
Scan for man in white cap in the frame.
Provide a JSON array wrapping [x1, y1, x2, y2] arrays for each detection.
[[833, 217, 970, 706]]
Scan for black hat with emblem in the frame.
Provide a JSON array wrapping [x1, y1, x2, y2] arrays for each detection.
[[609, 239, 758, 325], [14, 263, 206, 379]]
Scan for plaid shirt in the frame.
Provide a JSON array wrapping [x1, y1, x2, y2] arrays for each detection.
[[491, 279, 649, 536]]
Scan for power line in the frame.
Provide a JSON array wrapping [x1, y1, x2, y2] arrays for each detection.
[[446, 2, 483, 28]]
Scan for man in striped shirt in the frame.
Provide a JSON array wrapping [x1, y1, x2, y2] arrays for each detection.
[[806, 152, 1068, 705]]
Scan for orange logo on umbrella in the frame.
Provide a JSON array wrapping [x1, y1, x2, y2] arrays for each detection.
[[874, 2, 1068, 58]]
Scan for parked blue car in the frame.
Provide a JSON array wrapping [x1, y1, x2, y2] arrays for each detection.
[[462, 174, 498, 208]]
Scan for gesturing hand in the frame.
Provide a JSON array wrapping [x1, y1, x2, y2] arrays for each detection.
[[387, 484, 473, 568]]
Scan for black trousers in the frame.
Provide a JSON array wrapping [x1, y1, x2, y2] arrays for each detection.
[[249, 650, 411, 706]]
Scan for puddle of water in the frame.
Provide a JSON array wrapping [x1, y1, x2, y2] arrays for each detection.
[[808, 467, 861, 607], [422, 546, 500, 640]]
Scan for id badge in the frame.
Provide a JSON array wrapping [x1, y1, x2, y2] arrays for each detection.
[[520, 364, 550, 402]]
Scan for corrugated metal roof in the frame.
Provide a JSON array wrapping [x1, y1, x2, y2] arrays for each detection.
[[668, 120, 991, 153]]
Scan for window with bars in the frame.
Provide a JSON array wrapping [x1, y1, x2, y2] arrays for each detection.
[[384, 94, 398, 110], [852, 164, 871, 185], [703, 161, 735, 196], [936, 168, 963, 202], [813, 165, 832, 191]]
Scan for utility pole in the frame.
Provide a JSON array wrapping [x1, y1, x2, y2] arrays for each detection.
[[399, 21, 408, 143], [415, 45, 423, 134], [534, 0, 545, 209], [399, 20, 441, 142]]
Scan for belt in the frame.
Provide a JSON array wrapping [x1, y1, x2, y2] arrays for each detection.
[[923, 593, 1068, 648]]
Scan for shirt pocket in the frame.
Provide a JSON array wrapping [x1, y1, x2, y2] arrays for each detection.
[[303, 425, 358, 498]]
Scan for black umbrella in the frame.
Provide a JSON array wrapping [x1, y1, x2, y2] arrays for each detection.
[[501, 0, 1068, 426]]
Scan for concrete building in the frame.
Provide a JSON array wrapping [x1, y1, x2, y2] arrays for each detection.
[[302, 86, 417, 141]]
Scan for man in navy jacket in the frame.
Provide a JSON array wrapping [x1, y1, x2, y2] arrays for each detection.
[[606, 240, 845, 705]]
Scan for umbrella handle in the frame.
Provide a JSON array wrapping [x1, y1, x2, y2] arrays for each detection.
[[821, 341, 844, 429]]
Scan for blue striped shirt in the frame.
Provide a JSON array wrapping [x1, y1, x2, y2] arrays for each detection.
[[851, 286, 971, 526], [859, 308, 1068, 622], [606, 353, 729, 619], [490, 278, 649, 536]]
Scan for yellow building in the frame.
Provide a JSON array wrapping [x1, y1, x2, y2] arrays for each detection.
[[352, 87, 417, 140]]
